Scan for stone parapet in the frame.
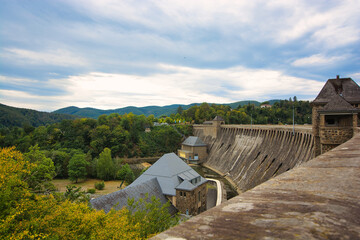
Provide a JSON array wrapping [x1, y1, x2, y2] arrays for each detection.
[[153, 133, 360, 240]]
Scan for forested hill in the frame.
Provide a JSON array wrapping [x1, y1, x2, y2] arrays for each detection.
[[0, 103, 78, 128], [53, 100, 268, 118], [53, 104, 199, 119]]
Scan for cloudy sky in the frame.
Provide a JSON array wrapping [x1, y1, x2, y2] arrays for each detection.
[[1, 0, 359, 112]]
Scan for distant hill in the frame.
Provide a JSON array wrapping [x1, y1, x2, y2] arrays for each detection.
[[53, 100, 282, 119], [0, 103, 78, 128], [53, 104, 199, 119]]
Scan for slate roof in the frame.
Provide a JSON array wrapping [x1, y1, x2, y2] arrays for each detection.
[[319, 94, 360, 113], [313, 77, 360, 105], [90, 177, 177, 214], [182, 136, 207, 147], [130, 153, 207, 196], [90, 153, 207, 214], [175, 180, 196, 191]]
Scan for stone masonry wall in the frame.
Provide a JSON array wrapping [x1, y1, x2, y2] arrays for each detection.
[[320, 127, 353, 144], [176, 183, 207, 216]]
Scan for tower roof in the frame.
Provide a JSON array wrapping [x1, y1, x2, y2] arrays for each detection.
[[313, 77, 360, 105]]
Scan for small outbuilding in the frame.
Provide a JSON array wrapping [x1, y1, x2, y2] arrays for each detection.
[[178, 136, 208, 164]]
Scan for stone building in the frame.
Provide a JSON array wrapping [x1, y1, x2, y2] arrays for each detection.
[[178, 136, 208, 164], [312, 76, 360, 155], [90, 153, 207, 216]]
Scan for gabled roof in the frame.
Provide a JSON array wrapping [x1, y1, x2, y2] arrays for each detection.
[[90, 178, 177, 215], [130, 153, 207, 196], [182, 136, 207, 147], [313, 77, 360, 105]]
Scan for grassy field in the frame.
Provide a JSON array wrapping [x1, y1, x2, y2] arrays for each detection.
[[52, 179, 127, 196]]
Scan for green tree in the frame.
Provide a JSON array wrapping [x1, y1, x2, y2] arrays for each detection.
[[68, 152, 88, 183], [117, 163, 135, 183], [97, 148, 115, 180], [24, 145, 56, 193]]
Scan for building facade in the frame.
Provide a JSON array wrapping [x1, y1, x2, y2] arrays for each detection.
[[178, 136, 208, 164]]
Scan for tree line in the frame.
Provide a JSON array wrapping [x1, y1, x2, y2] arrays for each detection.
[[0, 113, 191, 181], [165, 97, 312, 125]]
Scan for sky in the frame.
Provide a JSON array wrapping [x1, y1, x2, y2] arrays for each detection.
[[0, 0, 359, 112]]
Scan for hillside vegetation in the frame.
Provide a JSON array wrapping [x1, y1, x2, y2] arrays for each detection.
[[53, 100, 266, 118], [0, 103, 77, 128]]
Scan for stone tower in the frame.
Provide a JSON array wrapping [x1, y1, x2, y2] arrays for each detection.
[[312, 76, 360, 156]]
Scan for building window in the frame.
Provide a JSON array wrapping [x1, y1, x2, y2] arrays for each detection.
[[180, 191, 183, 196], [325, 116, 338, 126], [198, 191, 201, 201], [184, 192, 186, 197]]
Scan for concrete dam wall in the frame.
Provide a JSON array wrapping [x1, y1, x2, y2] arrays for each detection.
[[194, 125, 314, 192]]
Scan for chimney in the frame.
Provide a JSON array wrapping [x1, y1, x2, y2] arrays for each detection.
[[336, 75, 340, 79]]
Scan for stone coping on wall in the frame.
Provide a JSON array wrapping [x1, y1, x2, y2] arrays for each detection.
[[221, 124, 313, 133], [152, 133, 360, 240]]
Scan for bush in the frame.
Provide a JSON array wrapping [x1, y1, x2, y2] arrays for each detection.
[[87, 188, 96, 194], [95, 181, 105, 190]]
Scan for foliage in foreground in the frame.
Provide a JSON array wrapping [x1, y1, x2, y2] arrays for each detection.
[[0, 147, 179, 240]]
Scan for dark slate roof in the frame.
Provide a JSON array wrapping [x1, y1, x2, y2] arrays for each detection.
[[90, 178, 177, 215], [130, 153, 207, 196], [313, 77, 360, 104], [182, 136, 207, 147], [319, 94, 359, 113], [213, 116, 225, 121]]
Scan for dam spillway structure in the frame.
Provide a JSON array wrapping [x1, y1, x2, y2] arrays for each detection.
[[194, 123, 314, 193]]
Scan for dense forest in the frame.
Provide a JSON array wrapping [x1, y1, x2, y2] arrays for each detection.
[[0, 112, 191, 181], [0, 103, 77, 128]]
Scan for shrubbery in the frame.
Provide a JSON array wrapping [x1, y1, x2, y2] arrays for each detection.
[[95, 181, 105, 190], [87, 188, 96, 194]]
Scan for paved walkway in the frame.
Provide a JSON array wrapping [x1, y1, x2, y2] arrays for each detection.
[[206, 178, 222, 206]]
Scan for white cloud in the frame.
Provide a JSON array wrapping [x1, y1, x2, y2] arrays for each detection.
[[291, 54, 349, 67], [0, 64, 324, 111], [67, 0, 360, 50], [2, 48, 89, 67], [0, 75, 39, 85]]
